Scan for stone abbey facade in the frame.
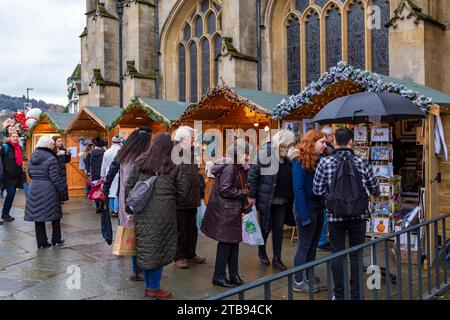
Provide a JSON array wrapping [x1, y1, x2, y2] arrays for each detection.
[[78, 0, 450, 109]]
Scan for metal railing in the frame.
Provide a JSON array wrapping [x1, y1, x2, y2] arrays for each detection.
[[206, 213, 449, 300]]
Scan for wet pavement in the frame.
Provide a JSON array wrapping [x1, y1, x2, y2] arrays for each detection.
[[1, 191, 448, 300]]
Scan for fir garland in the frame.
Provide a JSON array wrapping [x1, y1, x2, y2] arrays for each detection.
[[272, 61, 433, 120]]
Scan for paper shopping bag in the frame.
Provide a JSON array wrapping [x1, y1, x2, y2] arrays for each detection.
[[112, 225, 136, 256]]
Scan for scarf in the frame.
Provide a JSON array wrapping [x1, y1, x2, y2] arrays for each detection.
[[9, 141, 23, 167]]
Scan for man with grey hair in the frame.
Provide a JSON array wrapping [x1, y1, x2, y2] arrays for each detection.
[[321, 126, 335, 155], [173, 126, 206, 269]]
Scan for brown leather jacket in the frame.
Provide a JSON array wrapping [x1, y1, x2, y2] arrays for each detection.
[[201, 157, 249, 243]]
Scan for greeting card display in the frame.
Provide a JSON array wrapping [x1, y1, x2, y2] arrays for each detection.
[[372, 164, 393, 178], [354, 126, 368, 142], [371, 147, 391, 161], [380, 183, 391, 197], [373, 217, 390, 234], [354, 147, 370, 159], [371, 127, 390, 142]]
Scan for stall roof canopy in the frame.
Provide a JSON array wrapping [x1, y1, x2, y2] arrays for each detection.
[[139, 98, 188, 125], [273, 61, 450, 119], [65, 106, 122, 132], [176, 86, 289, 124], [27, 112, 75, 136], [379, 75, 450, 108], [85, 106, 122, 129]]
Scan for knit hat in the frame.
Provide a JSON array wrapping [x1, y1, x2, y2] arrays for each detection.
[[112, 135, 122, 144]]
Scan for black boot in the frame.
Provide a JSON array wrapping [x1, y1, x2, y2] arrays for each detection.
[[230, 275, 244, 286], [212, 278, 235, 288], [272, 257, 287, 271], [258, 249, 270, 266]]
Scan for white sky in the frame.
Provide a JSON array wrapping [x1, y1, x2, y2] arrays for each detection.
[[0, 0, 85, 106]]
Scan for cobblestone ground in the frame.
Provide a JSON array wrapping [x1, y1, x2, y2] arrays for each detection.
[[0, 191, 448, 300]]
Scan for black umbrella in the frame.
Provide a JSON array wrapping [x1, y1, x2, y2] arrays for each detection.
[[312, 92, 425, 124]]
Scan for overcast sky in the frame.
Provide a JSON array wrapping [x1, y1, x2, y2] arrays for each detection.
[[0, 1, 85, 106]]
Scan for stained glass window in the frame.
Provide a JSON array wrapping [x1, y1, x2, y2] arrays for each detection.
[[200, 0, 209, 13], [296, 0, 308, 12], [347, 1, 365, 70], [183, 24, 191, 42], [190, 42, 198, 102], [326, 7, 342, 70], [207, 12, 216, 34], [214, 35, 222, 85], [286, 17, 300, 95], [306, 11, 321, 83], [371, 0, 390, 75], [178, 45, 186, 102], [195, 16, 203, 38], [202, 39, 210, 94], [315, 0, 329, 7]]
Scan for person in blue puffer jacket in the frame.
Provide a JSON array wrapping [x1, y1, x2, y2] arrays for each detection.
[[292, 129, 327, 294]]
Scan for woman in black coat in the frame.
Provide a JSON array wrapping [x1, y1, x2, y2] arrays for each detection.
[[53, 136, 71, 201], [88, 137, 106, 213], [25, 136, 66, 248], [1, 131, 24, 223], [247, 129, 296, 271]]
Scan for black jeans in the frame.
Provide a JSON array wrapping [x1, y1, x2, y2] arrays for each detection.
[[213, 242, 239, 280], [35, 219, 62, 246], [329, 220, 366, 300], [258, 204, 286, 258], [294, 207, 324, 283], [95, 200, 105, 212], [175, 208, 199, 261]]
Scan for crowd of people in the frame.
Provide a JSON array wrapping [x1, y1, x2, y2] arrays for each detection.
[[1, 123, 380, 300]]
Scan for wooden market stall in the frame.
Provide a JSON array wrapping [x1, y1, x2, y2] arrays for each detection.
[[64, 106, 122, 197], [26, 112, 76, 162], [175, 86, 287, 148], [109, 98, 188, 139], [273, 62, 450, 261], [175, 86, 289, 202]]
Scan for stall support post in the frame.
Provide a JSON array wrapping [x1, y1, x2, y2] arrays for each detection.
[[425, 114, 439, 263]]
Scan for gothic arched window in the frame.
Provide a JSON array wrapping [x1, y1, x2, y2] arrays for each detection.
[[347, 1, 366, 70], [286, 16, 300, 95], [371, 0, 390, 75], [202, 39, 210, 94], [306, 11, 321, 83], [178, 45, 186, 102], [190, 42, 198, 102], [178, 0, 222, 102], [326, 5, 342, 70], [296, 0, 309, 12]]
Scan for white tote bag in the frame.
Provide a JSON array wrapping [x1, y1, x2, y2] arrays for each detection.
[[196, 200, 206, 236], [242, 206, 264, 246]]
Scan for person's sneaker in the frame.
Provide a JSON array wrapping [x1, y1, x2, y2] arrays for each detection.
[[293, 280, 319, 293], [1, 216, 14, 222], [110, 211, 118, 218], [318, 243, 332, 251], [312, 277, 328, 291]]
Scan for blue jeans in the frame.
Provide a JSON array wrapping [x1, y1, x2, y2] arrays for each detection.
[[109, 197, 119, 212], [144, 267, 163, 290], [294, 207, 324, 283], [319, 211, 329, 247], [131, 256, 138, 273], [2, 185, 17, 217]]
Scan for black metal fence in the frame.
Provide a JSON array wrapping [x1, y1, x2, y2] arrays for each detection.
[[206, 213, 449, 300]]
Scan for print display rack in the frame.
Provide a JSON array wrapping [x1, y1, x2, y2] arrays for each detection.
[[353, 124, 401, 238]]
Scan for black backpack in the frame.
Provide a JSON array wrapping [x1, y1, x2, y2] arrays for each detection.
[[324, 154, 368, 218]]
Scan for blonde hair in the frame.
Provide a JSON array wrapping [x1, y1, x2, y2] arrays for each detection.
[[36, 136, 55, 149], [321, 125, 334, 136], [174, 126, 194, 142], [271, 129, 295, 148]]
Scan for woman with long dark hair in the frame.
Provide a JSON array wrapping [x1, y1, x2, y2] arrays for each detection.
[[103, 126, 152, 282], [292, 130, 327, 293], [126, 132, 190, 299]]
